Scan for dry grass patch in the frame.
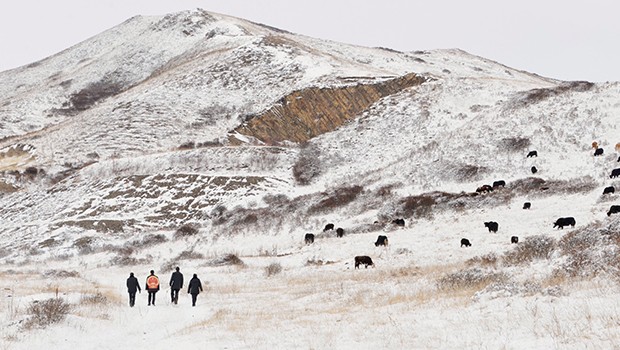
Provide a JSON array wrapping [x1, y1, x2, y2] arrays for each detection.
[[503, 235, 556, 266], [436, 268, 508, 293], [22, 297, 71, 330]]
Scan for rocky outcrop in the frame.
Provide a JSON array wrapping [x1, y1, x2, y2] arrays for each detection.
[[229, 73, 426, 144]]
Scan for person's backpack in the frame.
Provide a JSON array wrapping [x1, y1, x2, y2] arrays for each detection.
[[147, 275, 159, 290]]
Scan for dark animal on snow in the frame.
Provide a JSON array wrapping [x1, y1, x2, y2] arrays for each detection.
[[531, 166, 538, 174], [553, 217, 576, 229], [336, 227, 344, 237], [492, 180, 506, 188], [618, 156, 620, 162], [476, 185, 493, 194], [594, 148, 604, 156], [392, 218, 405, 227], [460, 238, 471, 247], [608, 205, 620, 216], [304, 233, 315, 244], [611, 168, 620, 179], [323, 223, 334, 231], [484, 221, 499, 233], [511, 236, 519, 244], [375, 235, 389, 247], [523, 202, 531, 210], [603, 186, 615, 195], [354, 256, 374, 269], [527, 150, 538, 158]]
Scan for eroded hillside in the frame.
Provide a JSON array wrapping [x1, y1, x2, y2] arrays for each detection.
[[230, 73, 426, 144]]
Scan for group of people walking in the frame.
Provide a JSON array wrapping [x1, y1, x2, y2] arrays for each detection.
[[125, 267, 203, 307]]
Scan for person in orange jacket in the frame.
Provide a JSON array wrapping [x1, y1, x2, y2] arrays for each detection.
[[145, 270, 160, 306]]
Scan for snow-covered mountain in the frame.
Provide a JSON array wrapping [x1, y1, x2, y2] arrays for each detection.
[[1, 8, 620, 349]]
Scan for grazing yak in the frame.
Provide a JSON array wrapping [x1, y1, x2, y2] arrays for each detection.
[[603, 186, 615, 195], [336, 227, 344, 237], [323, 223, 334, 232], [611, 168, 620, 179], [608, 205, 620, 216], [476, 185, 493, 194], [511, 236, 519, 244], [492, 180, 506, 188], [553, 217, 576, 229], [354, 256, 374, 269], [527, 150, 538, 158], [392, 218, 405, 227], [375, 235, 389, 247], [523, 202, 531, 210], [484, 221, 499, 233], [531, 166, 538, 174], [460, 238, 471, 247], [304, 233, 315, 244], [594, 148, 604, 156]]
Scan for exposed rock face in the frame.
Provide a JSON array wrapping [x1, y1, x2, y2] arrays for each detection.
[[229, 73, 426, 144]]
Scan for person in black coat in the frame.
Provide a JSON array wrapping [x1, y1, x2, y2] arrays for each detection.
[[126, 272, 141, 307], [169, 266, 184, 305], [187, 274, 203, 307]]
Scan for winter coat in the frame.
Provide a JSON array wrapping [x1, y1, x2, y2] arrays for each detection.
[[145, 274, 160, 292], [127, 276, 141, 293], [169, 271, 184, 289], [187, 277, 203, 295]]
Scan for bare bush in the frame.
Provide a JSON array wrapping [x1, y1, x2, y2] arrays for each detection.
[[265, 262, 282, 277], [131, 233, 168, 248], [178, 141, 195, 150], [512, 176, 597, 197], [307, 185, 364, 214], [510, 81, 595, 109], [511, 177, 547, 195], [554, 222, 617, 278], [177, 250, 204, 260], [292, 142, 322, 185], [73, 236, 94, 253], [174, 224, 199, 238], [498, 137, 531, 152], [23, 298, 71, 330], [43, 270, 80, 278], [466, 252, 499, 268], [398, 194, 436, 220], [207, 254, 244, 267], [503, 235, 556, 266], [80, 292, 109, 305], [67, 80, 125, 112], [39, 238, 61, 248], [110, 254, 152, 266], [454, 164, 489, 182], [437, 268, 508, 291]]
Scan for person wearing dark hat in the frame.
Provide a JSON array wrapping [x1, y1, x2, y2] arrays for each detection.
[[126, 272, 141, 307], [169, 266, 184, 305], [187, 273, 203, 307], [145, 270, 160, 306]]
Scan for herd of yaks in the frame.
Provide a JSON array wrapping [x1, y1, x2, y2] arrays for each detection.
[[302, 142, 620, 269], [466, 143, 620, 250]]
